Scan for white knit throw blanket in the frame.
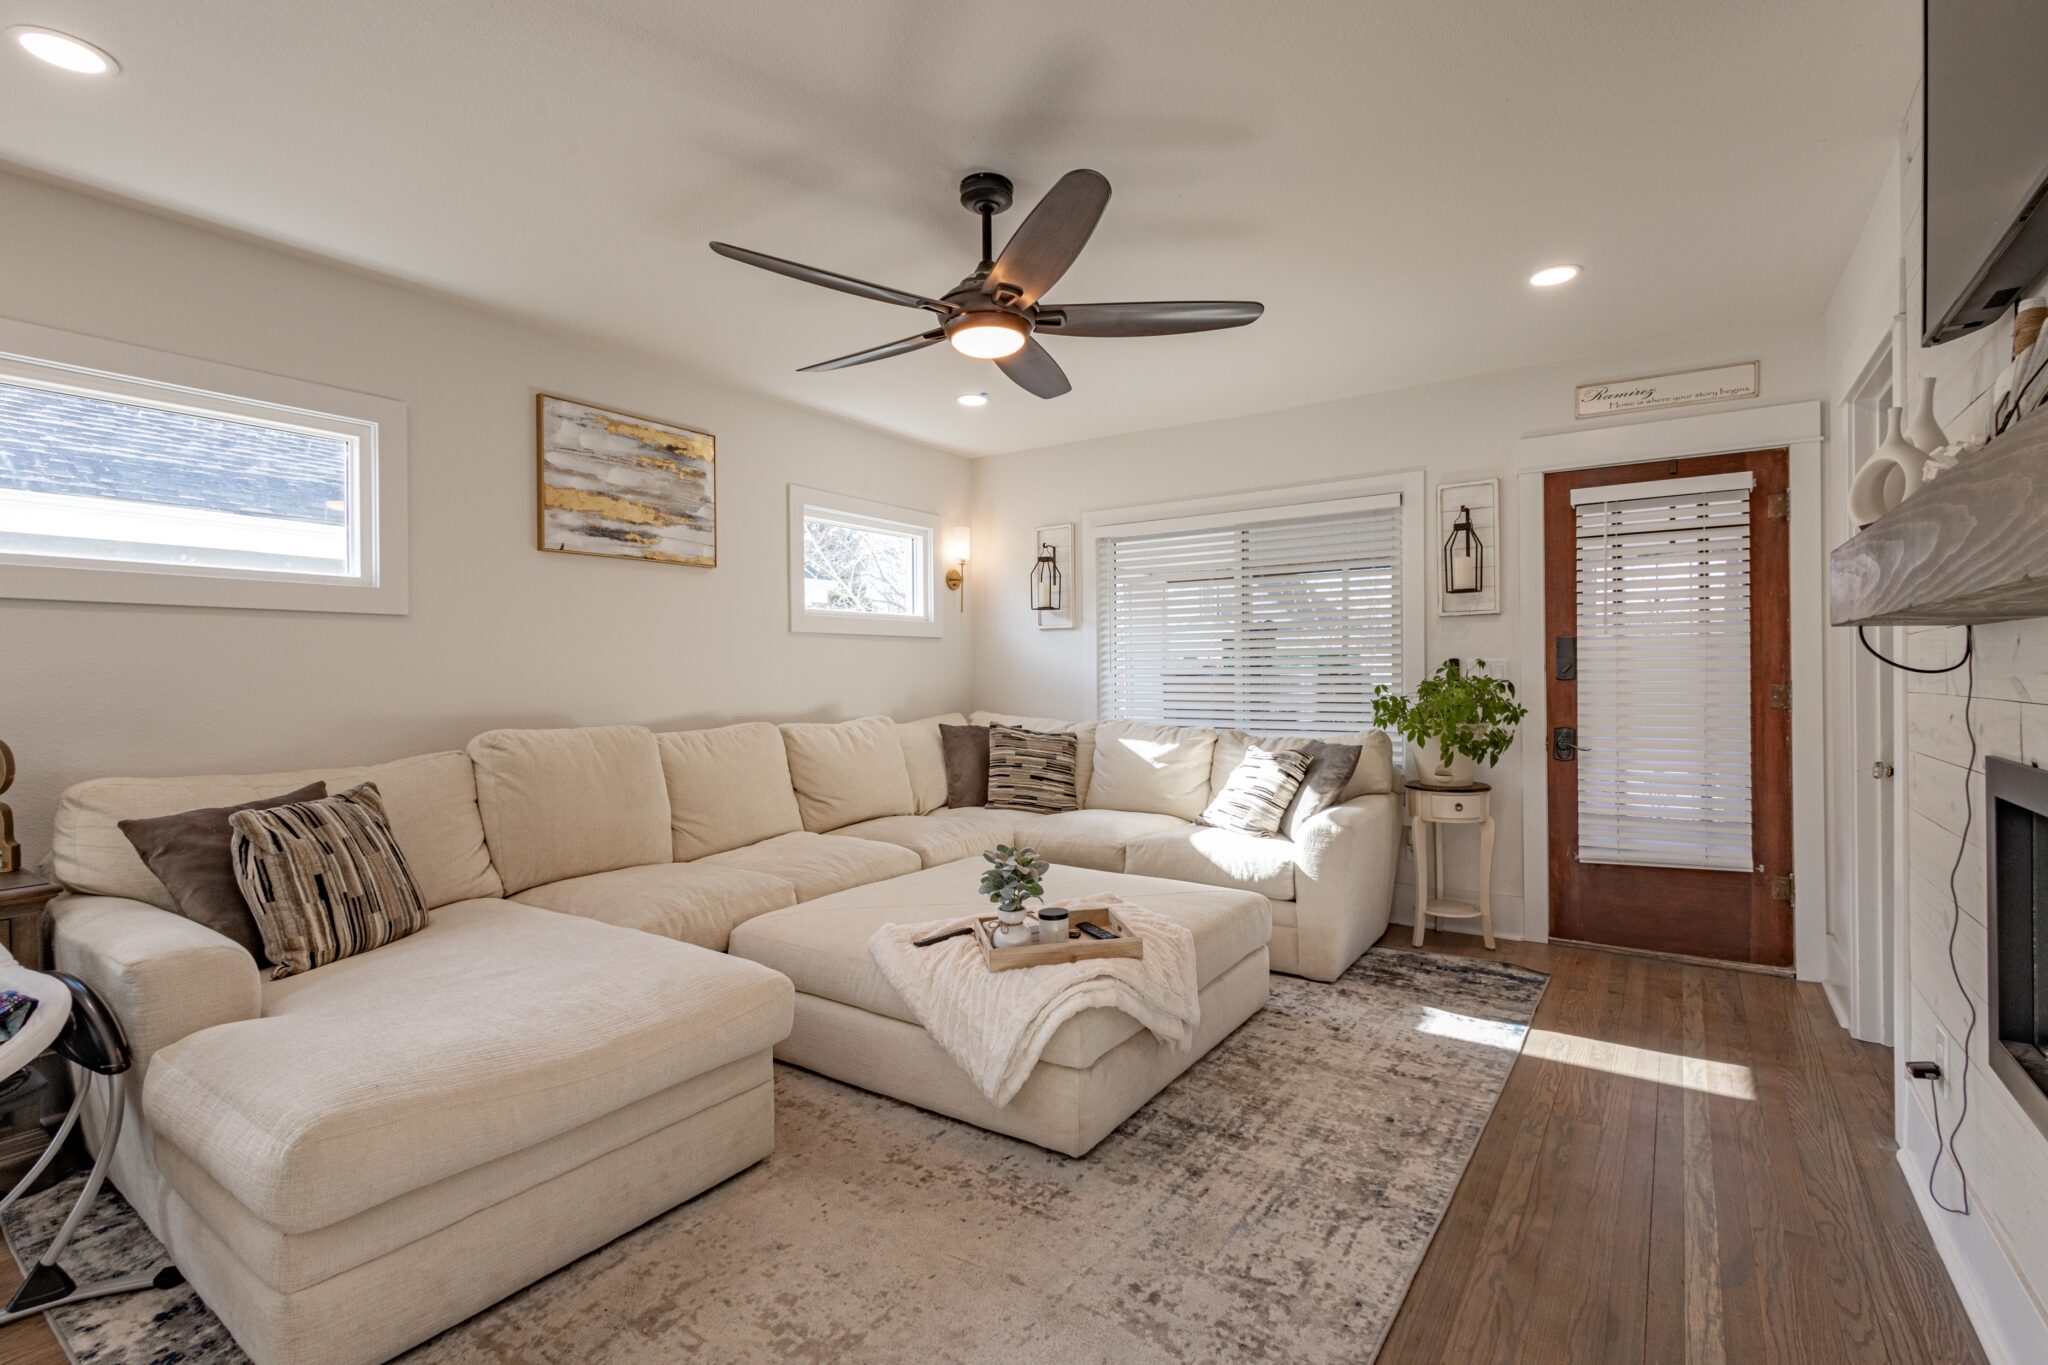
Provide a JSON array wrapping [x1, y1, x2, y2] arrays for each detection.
[[869, 893, 1201, 1108]]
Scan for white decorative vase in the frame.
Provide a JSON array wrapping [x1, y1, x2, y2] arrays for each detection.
[[1847, 407, 1930, 527], [1416, 744, 1480, 789], [993, 909, 1034, 949], [1904, 377, 1948, 454]]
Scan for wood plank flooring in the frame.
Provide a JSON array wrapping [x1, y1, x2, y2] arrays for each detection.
[[0, 934, 1987, 1364], [1380, 932, 1987, 1365]]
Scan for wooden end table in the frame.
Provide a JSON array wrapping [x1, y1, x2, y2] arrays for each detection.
[[0, 871, 56, 972], [1405, 780, 1495, 949]]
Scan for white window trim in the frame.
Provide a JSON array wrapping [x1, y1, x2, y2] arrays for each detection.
[[1082, 471, 1427, 712], [0, 316, 408, 615], [787, 483, 941, 638]]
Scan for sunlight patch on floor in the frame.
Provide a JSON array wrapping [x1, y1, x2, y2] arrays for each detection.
[[1416, 1007, 1756, 1099]]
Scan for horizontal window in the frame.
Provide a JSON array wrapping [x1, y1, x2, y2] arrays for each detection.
[[0, 318, 406, 614], [787, 485, 939, 637]]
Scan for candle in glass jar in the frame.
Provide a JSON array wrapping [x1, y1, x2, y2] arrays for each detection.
[[1451, 552, 1478, 592]]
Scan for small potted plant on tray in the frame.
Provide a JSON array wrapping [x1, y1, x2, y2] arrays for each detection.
[[981, 845, 1049, 949], [1371, 657, 1527, 788]]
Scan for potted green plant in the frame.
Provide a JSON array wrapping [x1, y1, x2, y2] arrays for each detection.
[[1371, 658, 1528, 788], [980, 845, 1049, 948]]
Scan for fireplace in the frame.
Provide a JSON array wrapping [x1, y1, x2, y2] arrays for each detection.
[[1987, 756, 2048, 1138]]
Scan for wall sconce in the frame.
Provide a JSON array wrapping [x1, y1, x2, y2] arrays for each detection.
[[1030, 539, 1063, 612], [1443, 505, 1482, 594], [944, 528, 970, 611]]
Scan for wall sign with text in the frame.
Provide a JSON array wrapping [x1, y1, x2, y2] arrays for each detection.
[[1574, 361, 1759, 419]]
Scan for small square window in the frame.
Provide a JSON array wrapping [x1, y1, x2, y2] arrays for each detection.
[[788, 485, 940, 637]]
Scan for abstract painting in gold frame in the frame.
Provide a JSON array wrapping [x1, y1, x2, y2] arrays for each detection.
[[535, 393, 716, 566]]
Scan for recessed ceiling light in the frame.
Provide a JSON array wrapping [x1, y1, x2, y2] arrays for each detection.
[[10, 27, 117, 74], [1529, 264, 1581, 288], [956, 392, 989, 408]]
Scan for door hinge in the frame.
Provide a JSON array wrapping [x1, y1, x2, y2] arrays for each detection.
[[1766, 491, 1789, 521], [1769, 682, 1791, 711], [1770, 874, 1794, 905]]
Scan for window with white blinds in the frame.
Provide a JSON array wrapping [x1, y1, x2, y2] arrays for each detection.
[[1572, 472, 1755, 871], [1095, 495, 1403, 735]]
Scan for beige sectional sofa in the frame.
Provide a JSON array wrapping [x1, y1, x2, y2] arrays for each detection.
[[41, 709, 1400, 1365]]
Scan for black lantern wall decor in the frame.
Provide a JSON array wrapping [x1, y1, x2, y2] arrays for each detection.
[[1443, 504, 1483, 595], [1030, 540, 1063, 612]]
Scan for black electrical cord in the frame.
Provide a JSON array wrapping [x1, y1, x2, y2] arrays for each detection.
[[1859, 623, 1975, 1215]]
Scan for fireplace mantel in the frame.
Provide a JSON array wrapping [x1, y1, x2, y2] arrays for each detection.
[[1830, 407, 2048, 627]]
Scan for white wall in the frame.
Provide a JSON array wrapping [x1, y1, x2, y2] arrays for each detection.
[[971, 318, 1827, 940], [1824, 86, 2048, 1364], [0, 171, 974, 860]]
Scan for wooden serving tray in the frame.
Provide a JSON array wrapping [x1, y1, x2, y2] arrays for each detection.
[[973, 905, 1143, 972]]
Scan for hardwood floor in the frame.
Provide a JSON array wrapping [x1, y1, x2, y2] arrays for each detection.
[[0, 934, 1985, 1365], [1380, 931, 1987, 1365]]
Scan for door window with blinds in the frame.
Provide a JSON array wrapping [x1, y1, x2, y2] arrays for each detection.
[[1571, 472, 1755, 870], [1095, 494, 1403, 735]]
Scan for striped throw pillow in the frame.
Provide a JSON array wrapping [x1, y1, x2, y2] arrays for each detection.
[[986, 725, 1080, 813], [230, 782, 429, 978], [1201, 744, 1315, 836]]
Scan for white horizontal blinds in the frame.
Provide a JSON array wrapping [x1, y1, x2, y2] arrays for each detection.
[[1097, 498, 1402, 735], [1572, 472, 1756, 871]]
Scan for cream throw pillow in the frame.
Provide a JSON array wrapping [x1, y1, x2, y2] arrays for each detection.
[[1086, 720, 1217, 820], [779, 716, 917, 832]]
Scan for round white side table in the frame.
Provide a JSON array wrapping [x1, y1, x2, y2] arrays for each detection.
[[1405, 780, 1495, 949]]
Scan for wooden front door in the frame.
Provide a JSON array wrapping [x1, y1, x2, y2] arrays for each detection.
[[1544, 449, 1793, 967]]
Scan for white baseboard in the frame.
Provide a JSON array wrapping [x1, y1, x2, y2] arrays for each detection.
[[1897, 1100, 2048, 1365], [1821, 977, 1853, 1033]]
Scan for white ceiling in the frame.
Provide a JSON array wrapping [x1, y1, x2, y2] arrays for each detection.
[[0, 1, 1917, 455]]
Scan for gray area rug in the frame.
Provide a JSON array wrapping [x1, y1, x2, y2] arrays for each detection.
[[5, 947, 1545, 1364]]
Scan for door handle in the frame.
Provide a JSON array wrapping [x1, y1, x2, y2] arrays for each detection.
[[1871, 760, 1895, 780], [1553, 726, 1591, 761]]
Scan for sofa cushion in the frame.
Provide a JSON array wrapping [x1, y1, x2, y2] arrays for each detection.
[[970, 712, 1096, 804], [467, 726, 671, 894], [1125, 826, 1298, 900], [53, 751, 502, 913], [701, 831, 919, 901], [728, 861, 1269, 1070], [834, 808, 1017, 869], [779, 717, 917, 832], [1010, 809, 1191, 873], [145, 899, 793, 1234], [655, 723, 804, 860], [1086, 720, 1217, 820], [511, 861, 797, 951], [896, 713, 967, 815], [1211, 728, 1395, 804]]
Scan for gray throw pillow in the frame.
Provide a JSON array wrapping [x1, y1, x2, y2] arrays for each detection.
[[1283, 741, 1362, 831], [940, 723, 990, 808], [119, 781, 327, 964]]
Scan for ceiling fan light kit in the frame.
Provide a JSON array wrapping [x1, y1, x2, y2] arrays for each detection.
[[709, 168, 1263, 399]]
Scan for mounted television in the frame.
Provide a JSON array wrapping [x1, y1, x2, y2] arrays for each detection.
[[1923, 0, 2048, 345]]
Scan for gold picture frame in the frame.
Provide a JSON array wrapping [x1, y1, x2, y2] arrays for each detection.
[[535, 393, 717, 566]]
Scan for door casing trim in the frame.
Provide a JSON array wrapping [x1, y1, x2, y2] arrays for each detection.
[[1513, 400, 1827, 979]]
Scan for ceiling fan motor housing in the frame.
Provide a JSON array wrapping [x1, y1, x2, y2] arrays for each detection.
[[958, 171, 1014, 216]]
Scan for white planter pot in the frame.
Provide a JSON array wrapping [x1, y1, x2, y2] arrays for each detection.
[[1416, 744, 1480, 788], [992, 909, 1035, 949]]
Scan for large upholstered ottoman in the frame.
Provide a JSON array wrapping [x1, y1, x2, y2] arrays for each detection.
[[727, 860, 1271, 1156]]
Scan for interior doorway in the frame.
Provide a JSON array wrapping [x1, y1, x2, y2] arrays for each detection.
[[1543, 449, 1794, 967]]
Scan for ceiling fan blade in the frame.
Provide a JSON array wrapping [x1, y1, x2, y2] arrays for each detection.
[[709, 242, 956, 315], [1037, 300, 1264, 337], [798, 330, 946, 372], [995, 338, 1072, 399], [986, 170, 1111, 309]]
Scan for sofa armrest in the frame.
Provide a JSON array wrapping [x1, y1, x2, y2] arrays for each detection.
[[48, 893, 263, 1082], [1290, 793, 1403, 982]]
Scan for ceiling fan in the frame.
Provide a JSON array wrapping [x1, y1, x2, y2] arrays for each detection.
[[709, 169, 1263, 399]]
